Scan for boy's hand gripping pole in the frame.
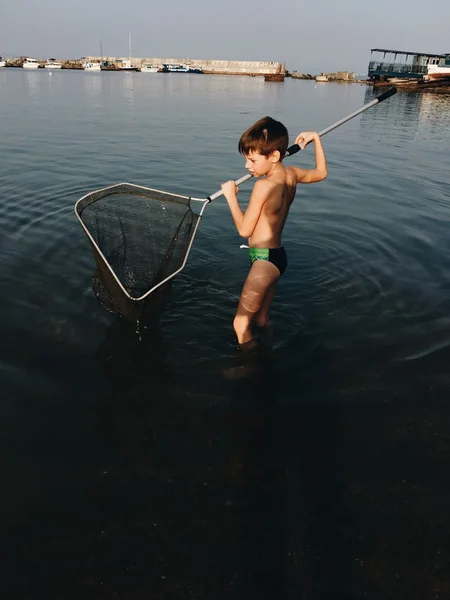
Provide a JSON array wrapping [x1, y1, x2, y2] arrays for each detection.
[[207, 86, 397, 202]]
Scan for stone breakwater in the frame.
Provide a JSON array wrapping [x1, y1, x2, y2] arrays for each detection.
[[4, 56, 284, 75], [85, 57, 285, 75], [291, 71, 357, 81]]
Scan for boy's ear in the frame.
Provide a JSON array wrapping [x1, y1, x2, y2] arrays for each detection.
[[271, 150, 281, 164]]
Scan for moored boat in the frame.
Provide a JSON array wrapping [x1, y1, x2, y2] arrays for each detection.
[[162, 63, 203, 73], [118, 58, 139, 71], [265, 73, 285, 82], [45, 58, 62, 69], [0, 57, 5, 68], [117, 32, 139, 71], [23, 57, 39, 69], [140, 63, 161, 73], [424, 61, 450, 81], [315, 74, 328, 82], [82, 59, 101, 71]]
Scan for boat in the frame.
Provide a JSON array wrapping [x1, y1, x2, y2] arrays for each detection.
[[264, 73, 285, 82], [0, 57, 5, 68], [118, 58, 139, 71], [118, 32, 139, 71], [315, 74, 328, 82], [264, 63, 286, 82], [424, 61, 450, 82], [162, 63, 203, 73], [140, 63, 161, 73], [82, 59, 101, 71], [164, 63, 189, 73], [44, 58, 62, 69], [22, 57, 39, 69]]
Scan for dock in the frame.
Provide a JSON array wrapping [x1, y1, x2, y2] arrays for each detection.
[[368, 48, 450, 90], [2, 56, 287, 77]]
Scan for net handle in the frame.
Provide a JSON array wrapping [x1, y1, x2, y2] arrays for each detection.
[[207, 86, 397, 202]]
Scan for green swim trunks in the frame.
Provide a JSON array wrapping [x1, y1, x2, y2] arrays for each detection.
[[248, 246, 287, 275]]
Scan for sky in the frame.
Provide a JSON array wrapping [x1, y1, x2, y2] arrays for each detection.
[[1, 0, 449, 74]]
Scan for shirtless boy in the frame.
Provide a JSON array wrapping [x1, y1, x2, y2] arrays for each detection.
[[221, 116, 327, 346]]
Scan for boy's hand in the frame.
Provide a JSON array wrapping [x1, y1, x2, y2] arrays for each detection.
[[295, 131, 319, 150], [221, 180, 239, 199]]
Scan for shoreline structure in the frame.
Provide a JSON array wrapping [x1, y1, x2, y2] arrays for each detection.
[[88, 57, 284, 76], [4, 55, 447, 89], [3, 55, 361, 82]]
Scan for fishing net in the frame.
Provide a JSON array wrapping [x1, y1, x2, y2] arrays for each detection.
[[75, 182, 208, 322]]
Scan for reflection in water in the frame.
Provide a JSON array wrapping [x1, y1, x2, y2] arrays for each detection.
[[230, 358, 288, 598], [363, 86, 450, 136], [361, 86, 421, 133], [24, 70, 40, 99], [96, 316, 168, 390], [116, 71, 136, 110], [82, 70, 104, 103], [417, 92, 450, 133], [92, 322, 351, 598]]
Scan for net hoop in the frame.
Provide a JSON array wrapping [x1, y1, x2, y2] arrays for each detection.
[[74, 181, 209, 303]]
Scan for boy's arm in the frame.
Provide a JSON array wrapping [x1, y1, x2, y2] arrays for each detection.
[[291, 132, 327, 184], [221, 179, 268, 238]]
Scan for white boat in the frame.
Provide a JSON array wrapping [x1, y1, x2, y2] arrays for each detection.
[[164, 63, 189, 73], [82, 60, 101, 71], [424, 62, 450, 82], [118, 32, 139, 71], [45, 58, 62, 69], [23, 57, 39, 69], [163, 63, 203, 73], [140, 63, 161, 73], [0, 57, 5, 68], [118, 58, 138, 71], [315, 74, 328, 82]]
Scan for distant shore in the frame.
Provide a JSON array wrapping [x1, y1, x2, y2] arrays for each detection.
[[2, 56, 361, 80], [3, 57, 449, 90], [2, 58, 366, 82]]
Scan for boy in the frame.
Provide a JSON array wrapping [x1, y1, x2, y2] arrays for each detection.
[[221, 116, 327, 347]]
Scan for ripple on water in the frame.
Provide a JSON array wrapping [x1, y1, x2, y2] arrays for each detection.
[[1, 74, 450, 405]]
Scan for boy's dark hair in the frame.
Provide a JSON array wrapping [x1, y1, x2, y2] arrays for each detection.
[[238, 116, 289, 158]]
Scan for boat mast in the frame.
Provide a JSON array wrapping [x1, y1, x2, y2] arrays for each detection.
[[128, 32, 131, 61]]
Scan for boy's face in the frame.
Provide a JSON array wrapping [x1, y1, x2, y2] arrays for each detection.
[[244, 151, 278, 178]]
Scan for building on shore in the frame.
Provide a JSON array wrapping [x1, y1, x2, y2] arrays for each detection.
[[368, 48, 450, 83]]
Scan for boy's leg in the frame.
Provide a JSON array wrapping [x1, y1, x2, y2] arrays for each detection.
[[233, 261, 280, 345], [254, 281, 277, 328]]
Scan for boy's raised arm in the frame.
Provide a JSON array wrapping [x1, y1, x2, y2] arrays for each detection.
[[292, 131, 328, 184]]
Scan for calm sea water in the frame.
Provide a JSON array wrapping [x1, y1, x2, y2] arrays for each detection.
[[1, 69, 450, 599]]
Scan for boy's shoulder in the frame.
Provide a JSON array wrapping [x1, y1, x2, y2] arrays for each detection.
[[284, 165, 302, 177], [266, 165, 298, 187], [252, 177, 280, 197], [253, 177, 272, 189]]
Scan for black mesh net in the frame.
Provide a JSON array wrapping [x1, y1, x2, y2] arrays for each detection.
[[76, 183, 204, 322]]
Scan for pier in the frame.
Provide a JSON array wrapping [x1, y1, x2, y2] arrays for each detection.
[[368, 48, 450, 81], [2, 56, 286, 76], [86, 56, 285, 76]]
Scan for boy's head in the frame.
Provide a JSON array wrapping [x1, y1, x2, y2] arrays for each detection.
[[238, 116, 289, 160]]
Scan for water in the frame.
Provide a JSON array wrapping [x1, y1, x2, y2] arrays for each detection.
[[1, 69, 450, 598]]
